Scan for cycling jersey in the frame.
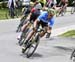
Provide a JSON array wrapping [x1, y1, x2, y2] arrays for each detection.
[[38, 0, 46, 4], [37, 11, 55, 27], [61, 0, 68, 3], [38, 0, 46, 7], [46, 0, 57, 8], [30, 8, 41, 22], [22, 0, 30, 6]]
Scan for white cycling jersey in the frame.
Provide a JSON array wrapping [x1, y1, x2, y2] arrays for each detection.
[[22, 0, 30, 6]]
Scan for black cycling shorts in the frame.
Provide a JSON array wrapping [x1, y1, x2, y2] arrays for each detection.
[[38, 20, 48, 28]]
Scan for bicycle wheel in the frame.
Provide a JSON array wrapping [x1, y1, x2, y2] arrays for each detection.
[[16, 16, 26, 32], [70, 50, 75, 59], [60, 9, 65, 16], [70, 49, 75, 62], [22, 33, 40, 58], [26, 34, 40, 58], [71, 7, 75, 14], [18, 28, 29, 46]]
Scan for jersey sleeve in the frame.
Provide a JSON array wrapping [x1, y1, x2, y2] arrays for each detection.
[[31, 8, 36, 13], [48, 18, 55, 27], [37, 13, 44, 21]]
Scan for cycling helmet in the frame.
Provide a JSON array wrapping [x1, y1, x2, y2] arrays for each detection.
[[34, 3, 42, 10], [30, 2, 34, 6], [47, 8, 56, 15]]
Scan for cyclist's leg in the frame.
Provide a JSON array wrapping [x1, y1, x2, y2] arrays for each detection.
[[46, 27, 52, 38], [21, 21, 30, 32], [24, 19, 39, 44], [17, 20, 29, 40], [63, 3, 68, 11], [46, 19, 54, 38], [38, 21, 47, 37]]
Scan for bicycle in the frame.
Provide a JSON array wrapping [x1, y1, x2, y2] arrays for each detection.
[[18, 22, 32, 46], [56, 6, 67, 17], [16, 16, 26, 32], [71, 1, 75, 14], [21, 25, 43, 58], [70, 49, 75, 62], [16, 7, 30, 32]]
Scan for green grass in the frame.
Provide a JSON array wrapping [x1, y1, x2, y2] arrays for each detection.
[[0, 8, 9, 20], [0, 8, 21, 20], [59, 30, 75, 37]]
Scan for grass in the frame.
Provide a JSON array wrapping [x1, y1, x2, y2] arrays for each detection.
[[0, 8, 9, 20], [59, 30, 75, 37], [0, 8, 21, 20]]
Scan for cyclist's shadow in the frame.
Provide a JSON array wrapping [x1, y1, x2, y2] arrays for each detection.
[[20, 53, 43, 58]]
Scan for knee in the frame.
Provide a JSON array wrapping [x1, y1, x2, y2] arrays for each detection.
[[33, 27, 37, 32]]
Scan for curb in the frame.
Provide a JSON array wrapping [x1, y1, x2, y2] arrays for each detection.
[[0, 18, 20, 22], [51, 25, 75, 37]]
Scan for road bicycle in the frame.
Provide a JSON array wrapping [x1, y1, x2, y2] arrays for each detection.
[[70, 49, 75, 62], [16, 7, 30, 32], [56, 5, 67, 17], [71, 2, 75, 14], [18, 22, 32, 46], [16, 16, 27, 32], [21, 26, 44, 58]]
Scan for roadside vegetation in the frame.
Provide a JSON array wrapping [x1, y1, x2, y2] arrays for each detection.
[[0, 0, 74, 20], [59, 30, 75, 37], [0, 8, 8, 20]]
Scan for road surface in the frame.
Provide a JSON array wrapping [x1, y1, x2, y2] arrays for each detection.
[[0, 13, 75, 62]]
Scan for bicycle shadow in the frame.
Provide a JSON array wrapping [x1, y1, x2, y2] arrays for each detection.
[[53, 46, 72, 53], [20, 52, 43, 59]]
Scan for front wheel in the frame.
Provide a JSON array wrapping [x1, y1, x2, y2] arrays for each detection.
[[22, 33, 40, 58], [70, 49, 75, 62], [18, 28, 29, 46], [70, 50, 75, 59], [71, 7, 75, 14]]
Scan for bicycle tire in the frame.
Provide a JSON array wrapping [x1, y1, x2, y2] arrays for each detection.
[[70, 50, 75, 60], [26, 34, 40, 58], [16, 16, 26, 32], [71, 7, 75, 14], [18, 28, 29, 46]]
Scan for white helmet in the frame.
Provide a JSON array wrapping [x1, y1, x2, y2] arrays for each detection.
[[34, 3, 42, 10]]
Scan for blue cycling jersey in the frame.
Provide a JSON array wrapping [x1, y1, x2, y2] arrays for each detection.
[[37, 11, 55, 27]]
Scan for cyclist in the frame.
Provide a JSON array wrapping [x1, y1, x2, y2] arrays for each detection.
[[72, 0, 75, 9], [17, 1, 42, 40], [72, 0, 75, 4], [58, 0, 68, 15], [46, 0, 57, 9], [23, 8, 56, 45], [20, 0, 31, 19], [38, 0, 46, 7]]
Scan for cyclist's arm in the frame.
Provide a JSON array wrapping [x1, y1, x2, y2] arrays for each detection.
[[26, 8, 35, 20], [37, 13, 45, 21], [48, 18, 55, 28], [26, 13, 32, 20]]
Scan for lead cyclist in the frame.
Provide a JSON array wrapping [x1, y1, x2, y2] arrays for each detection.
[[23, 8, 56, 46]]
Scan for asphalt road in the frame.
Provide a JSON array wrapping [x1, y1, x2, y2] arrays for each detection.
[[0, 13, 75, 62]]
